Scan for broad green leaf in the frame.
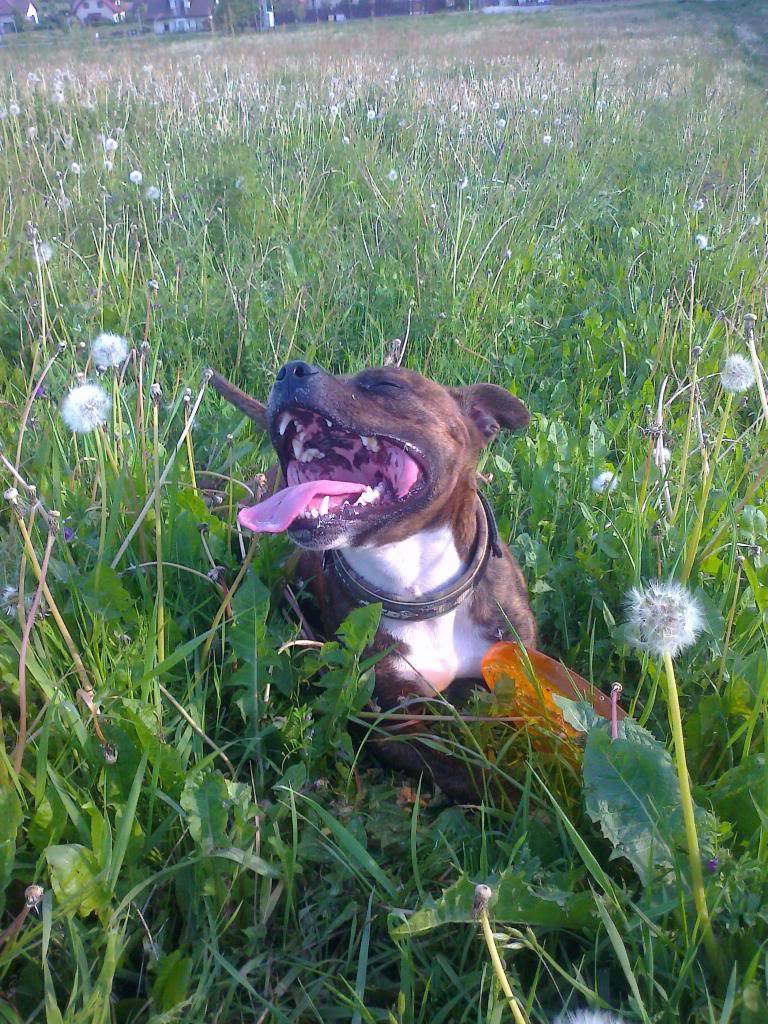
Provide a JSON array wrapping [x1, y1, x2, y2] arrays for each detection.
[[583, 725, 698, 885], [389, 866, 595, 938], [151, 950, 193, 1013], [710, 754, 766, 844], [0, 786, 23, 916], [180, 770, 229, 850], [45, 844, 111, 919], [336, 603, 382, 653]]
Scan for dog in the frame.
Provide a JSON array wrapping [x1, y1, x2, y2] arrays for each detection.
[[210, 360, 536, 801]]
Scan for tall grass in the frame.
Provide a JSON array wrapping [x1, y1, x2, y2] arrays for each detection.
[[0, 4, 767, 1021]]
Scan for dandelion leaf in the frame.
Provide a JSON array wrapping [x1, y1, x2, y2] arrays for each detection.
[[389, 865, 595, 938], [180, 770, 230, 850], [45, 844, 111, 919], [583, 725, 713, 886]]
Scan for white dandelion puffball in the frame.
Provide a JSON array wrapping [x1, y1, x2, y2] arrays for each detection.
[[129, 169, 143, 185], [70, 162, 81, 175], [387, 169, 398, 182], [91, 332, 129, 369], [691, 197, 705, 212], [695, 233, 709, 250], [145, 185, 161, 201], [625, 580, 704, 659], [553, 1011, 627, 1024], [366, 108, 376, 121], [103, 160, 114, 173], [103, 137, 118, 153], [591, 470, 618, 494], [542, 134, 553, 146], [34, 241, 54, 266], [720, 354, 756, 394], [9, 102, 20, 116], [61, 383, 112, 434]]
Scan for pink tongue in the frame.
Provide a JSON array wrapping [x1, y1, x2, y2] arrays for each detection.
[[238, 479, 367, 533]]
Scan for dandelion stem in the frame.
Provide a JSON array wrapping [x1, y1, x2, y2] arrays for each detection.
[[14, 345, 61, 469], [152, 398, 165, 666], [669, 363, 698, 527], [13, 521, 55, 775], [94, 429, 109, 564], [200, 533, 258, 671], [681, 393, 732, 583], [111, 372, 211, 570], [744, 315, 768, 426], [477, 909, 528, 1024], [12, 509, 91, 692], [661, 651, 722, 978]]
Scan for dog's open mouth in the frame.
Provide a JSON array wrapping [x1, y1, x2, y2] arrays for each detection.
[[238, 408, 426, 535]]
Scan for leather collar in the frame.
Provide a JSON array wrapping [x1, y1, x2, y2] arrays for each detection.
[[324, 492, 503, 622]]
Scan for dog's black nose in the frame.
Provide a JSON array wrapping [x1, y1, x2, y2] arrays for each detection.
[[276, 360, 319, 383]]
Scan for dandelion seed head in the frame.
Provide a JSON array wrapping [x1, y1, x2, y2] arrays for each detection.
[[34, 241, 54, 266], [61, 382, 111, 434], [366, 108, 376, 121], [691, 197, 705, 212], [1, 585, 19, 617], [103, 159, 113, 172], [144, 185, 160, 201], [103, 137, 118, 153], [695, 233, 709, 250], [129, 169, 143, 185], [70, 162, 81, 175], [26, 126, 37, 141], [387, 168, 398, 182], [541, 134, 553, 146], [625, 580, 704, 659], [591, 470, 618, 494], [9, 102, 20, 116], [720, 354, 756, 394], [495, 118, 506, 129], [553, 1012, 627, 1024], [91, 332, 129, 370]]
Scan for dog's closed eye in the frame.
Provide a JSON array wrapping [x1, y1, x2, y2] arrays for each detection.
[[357, 375, 406, 395]]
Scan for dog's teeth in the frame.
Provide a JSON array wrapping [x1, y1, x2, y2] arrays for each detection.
[[310, 508, 319, 518], [299, 447, 322, 463], [360, 435, 380, 452], [292, 437, 304, 460], [355, 486, 380, 507], [278, 412, 292, 436], [319, 495, 330, 516], [325, 418, 332, 427]]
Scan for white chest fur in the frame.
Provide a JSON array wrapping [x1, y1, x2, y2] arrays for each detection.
[[342, 526, 491, 694]]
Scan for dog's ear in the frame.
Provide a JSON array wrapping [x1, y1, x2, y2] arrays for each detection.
[[449, 384, 530, 444], [208, 370, 267, 431]]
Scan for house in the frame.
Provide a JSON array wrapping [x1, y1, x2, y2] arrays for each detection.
[[70, 0, 129, 22], [0, 0, 38, 31], [146, 0, 212, 33]]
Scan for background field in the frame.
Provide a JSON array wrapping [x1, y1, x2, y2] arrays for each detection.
[[1, 2, 768, 1021]]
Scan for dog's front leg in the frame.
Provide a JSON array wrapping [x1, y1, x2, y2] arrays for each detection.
[[358, 660, 504, 805]]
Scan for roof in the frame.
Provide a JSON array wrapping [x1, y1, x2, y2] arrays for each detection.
[[145, 0, 212, 17], [70, 0, 127, 11], [0, 0, 35, 15]]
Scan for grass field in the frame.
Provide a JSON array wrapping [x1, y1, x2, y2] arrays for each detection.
[[1, 2, 768, 1020]]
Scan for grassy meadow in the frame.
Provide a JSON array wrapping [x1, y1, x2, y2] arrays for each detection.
[[1, 2, 768, 1020]]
